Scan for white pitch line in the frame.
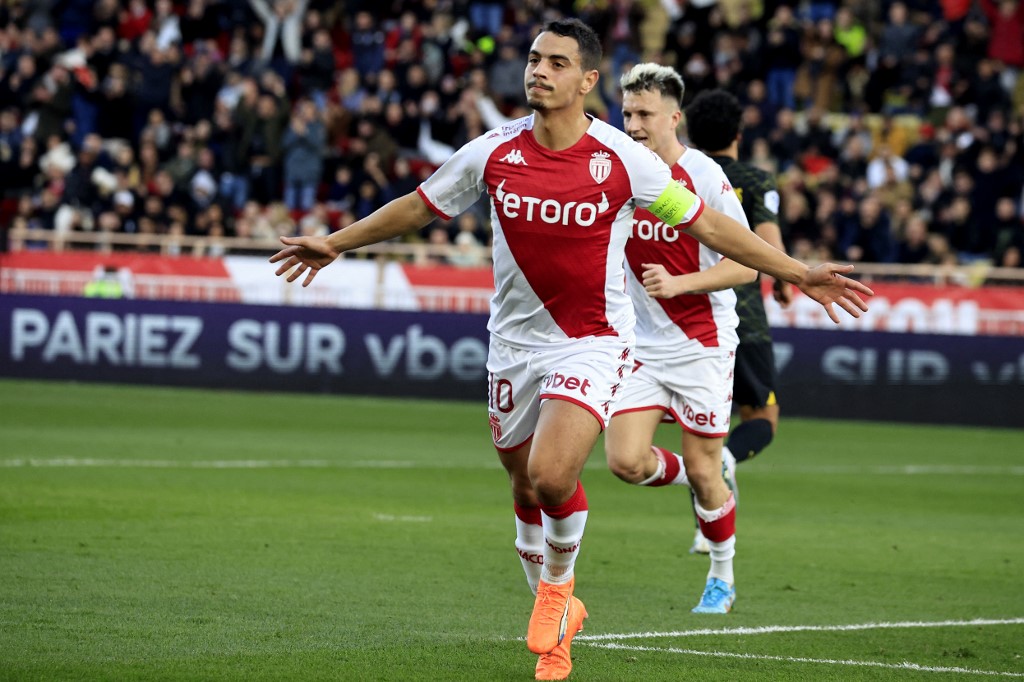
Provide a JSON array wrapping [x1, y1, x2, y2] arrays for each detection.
[[588, 643, 1024, 678], [2, 458, 1022, 475], [576, 617, 1024, 641], [759, 465, 1024, 476], [372, 513, 433, 523], [0, 457, 502, 470]]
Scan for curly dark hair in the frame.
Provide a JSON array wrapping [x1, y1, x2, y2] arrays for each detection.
[[684, 89, 743, 153], [542, 18, 603, 72]]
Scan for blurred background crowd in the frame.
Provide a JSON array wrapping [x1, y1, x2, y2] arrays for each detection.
[[1, 0, 1023, 268]]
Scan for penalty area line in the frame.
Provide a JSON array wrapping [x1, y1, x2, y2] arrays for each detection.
[[587, 642, 1024, 678]]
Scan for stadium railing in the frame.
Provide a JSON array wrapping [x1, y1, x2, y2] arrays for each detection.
[[7, 225, 1024, 286]]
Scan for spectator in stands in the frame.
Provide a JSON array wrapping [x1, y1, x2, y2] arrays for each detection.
[[351, 11, 385, 80], [0, 107, 23, 166], [129, 33, 179, 137], [424, 224, 452, 265], [832, 6, 866, 63], [5, 136, 39, 197], [866, 144, 910, 190], [282, 98, 325, 211], [62, 133, 108, 213], [896, 214, 933, 264], [162, 138, 198, 193], [489, 40, 528, 111], [248, 0, 308, 77], [177, 46, 222, 126], [992, 197, 1023, 266], [795, 15, 845, 111], [763, 5, 802, 111], [235, 85, 289, 205], [31, 62, 73, 144], [469, 0, 505, 37], [298, 28, 336, 110], [978, 0, 1024, 90], [382, 101, 419, 154], [352, 178, 384, 221], [970, 146, 1013, 255], [839, 193, 896, 264], [768, 108, 801, 172]]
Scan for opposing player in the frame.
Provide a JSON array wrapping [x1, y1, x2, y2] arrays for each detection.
[[270, 19, 871, 680], [685, 89, 793, 554], [606, 63, 753, 614]]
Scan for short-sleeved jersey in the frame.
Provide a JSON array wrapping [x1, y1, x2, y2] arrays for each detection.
[[625, 147, 750, 358], [417, 114, 704, 350], [711, 155, 782, 345]]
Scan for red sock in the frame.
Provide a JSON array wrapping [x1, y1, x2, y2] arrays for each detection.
[[540, 481, 588, 519], [697, 494, 736, 542], [647, 446, 682, 487]]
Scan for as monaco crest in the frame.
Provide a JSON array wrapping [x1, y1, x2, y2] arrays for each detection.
[[589, 151, 611, 184]]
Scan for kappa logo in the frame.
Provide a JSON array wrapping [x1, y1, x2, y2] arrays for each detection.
[[500, 149, 528, 165], [489, 413, 503, 442], [589, 150, 612, 184]]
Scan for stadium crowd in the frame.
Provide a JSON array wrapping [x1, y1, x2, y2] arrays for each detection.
[[1, 0, 1023, 268]]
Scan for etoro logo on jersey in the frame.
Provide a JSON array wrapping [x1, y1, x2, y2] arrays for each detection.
[[494, 179, 609, 227]]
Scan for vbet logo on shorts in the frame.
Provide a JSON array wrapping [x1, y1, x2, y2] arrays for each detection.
[[494, 179, 609, 227], [543, 372, 592, 396]]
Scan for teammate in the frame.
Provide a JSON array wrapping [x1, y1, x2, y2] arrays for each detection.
[[606, 63, 752, 614], [685, 89, 793, 554], [270, 19, 872, 681]]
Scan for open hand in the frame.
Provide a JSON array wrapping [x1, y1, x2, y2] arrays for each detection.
[[797, 263, 873, 323], [269, 235, 340, 287]]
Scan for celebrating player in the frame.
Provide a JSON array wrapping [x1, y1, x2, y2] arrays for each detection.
[[270, 19, 871, 681], [606, 63, 752, 614]]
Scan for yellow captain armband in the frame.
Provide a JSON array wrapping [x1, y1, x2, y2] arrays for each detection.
[[649, 180, 701, 227]]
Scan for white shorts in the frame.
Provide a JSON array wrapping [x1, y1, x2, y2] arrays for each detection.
[[612, 348, 735, 438], [486, 336, 634, 452]]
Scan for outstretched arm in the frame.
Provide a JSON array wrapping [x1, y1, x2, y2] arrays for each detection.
[[640, 259, 756, 299], [686, 206, 873, 323], [270, 191, 436, 286]]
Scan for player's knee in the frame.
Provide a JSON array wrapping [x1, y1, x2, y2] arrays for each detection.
[[605, 447, 648, 484], [684, 457, 720, 494], [527, 463, 578, 505], [509, 475, 537, 505]]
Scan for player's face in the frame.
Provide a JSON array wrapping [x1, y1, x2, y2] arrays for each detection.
[[622, 89, 681, 157], [524, 32, 595, 112]]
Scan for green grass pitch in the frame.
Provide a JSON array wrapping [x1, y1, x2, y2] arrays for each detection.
[[1, 378, 1022, 681]]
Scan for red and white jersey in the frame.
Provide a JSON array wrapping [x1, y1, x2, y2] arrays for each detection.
[[625, 147, 749, 358], [417, 114, 704, 350]]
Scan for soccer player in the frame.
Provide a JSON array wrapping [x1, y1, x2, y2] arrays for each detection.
[[270, 19, 871, 680], [684, 89, 792, 555], [606, 63, 753, 614]]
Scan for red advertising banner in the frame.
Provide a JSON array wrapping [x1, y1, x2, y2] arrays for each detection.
[[763, 280, 1024, 336]]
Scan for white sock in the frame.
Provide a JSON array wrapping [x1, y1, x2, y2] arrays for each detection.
[[515, 516, 544, 595], [708, 535, 736, 585], [540, 509, 588, 584]]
